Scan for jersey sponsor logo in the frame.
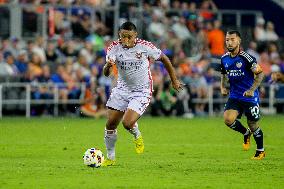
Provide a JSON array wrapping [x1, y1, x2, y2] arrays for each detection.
[[227, 69, 245, 77], [236, 62, 242, 68], [117, 60, 143, 70]]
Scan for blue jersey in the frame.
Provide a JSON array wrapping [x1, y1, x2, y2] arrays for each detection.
[[220, 51, 259, 103]]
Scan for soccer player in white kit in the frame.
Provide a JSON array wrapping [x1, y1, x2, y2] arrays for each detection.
[[102, 21, 183, 166]]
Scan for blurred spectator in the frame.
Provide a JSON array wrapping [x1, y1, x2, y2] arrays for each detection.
[[207, 20, 225, 57], [27, 37, 47, 63], [85, 33, 105, 53], [151, 81, 181, 116], [166, 0, 180, 17], [0, 38, 10, 54], [199, 0, 218, 22], [9, 37, 22, 57], [268, 43, 280, 65], [148, 13, 167, 42], [45, 40, 60, 62], [61, 40, 78, 58], [50, 64, 80, 114], [166, 29, 183, 55], [258, 52, 271, 78], [254, 17, 266, 42], [80, 86, 107, 118], [71, 13, 91, 39], [246, 41, 260, 62], [79, 39, 95, 64], [271, 64, 284, 112], [0, 0, 8, 4], [172, 16, 192, 41], [172, 16, 193, 57], [265, 21, 279, 42], [271, 64, 284, 82], [0, 52, 18, 76], [14, 49, 29, 75], [30, 64, 53, 116], [28, 53, 43, 79], [187, 67, 208, 115], [73, 54, 91, 77], [181, 2, 189, 19], [271, 72, 284, 83], [186, 2, 198, 32], [253, 17, 279, 43]]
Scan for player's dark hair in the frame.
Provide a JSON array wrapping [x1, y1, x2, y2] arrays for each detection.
[[226, 30, 241, 38], [119, 21, 137, 31]]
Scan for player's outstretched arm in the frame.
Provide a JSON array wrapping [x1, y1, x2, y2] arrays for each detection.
[[159, 54, 183, 92], [243, 65, 264, 97], [103, 59, 115, 77]]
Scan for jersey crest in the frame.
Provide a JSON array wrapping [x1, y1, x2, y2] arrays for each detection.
[[135, 52, 143, 59], [236, 62, 242, 68]]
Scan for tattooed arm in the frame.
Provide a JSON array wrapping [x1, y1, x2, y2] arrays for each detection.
[[220, 74, 229, 96], [243, 64, 264, 97]]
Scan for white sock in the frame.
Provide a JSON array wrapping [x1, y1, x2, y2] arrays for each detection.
[[128, 122, 141, 139], [104, 129, 117, 160]]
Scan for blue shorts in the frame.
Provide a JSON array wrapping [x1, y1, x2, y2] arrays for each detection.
[[224, 98, 260, 121]]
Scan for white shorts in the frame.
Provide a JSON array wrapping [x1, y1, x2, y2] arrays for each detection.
[[106, 86, 152, 115]]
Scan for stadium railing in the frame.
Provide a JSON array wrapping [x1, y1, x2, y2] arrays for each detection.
[[0, 82, 283, 118], [0, 82, 87, 118]]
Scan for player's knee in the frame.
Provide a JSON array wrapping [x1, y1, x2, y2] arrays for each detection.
[[247, 120, 258, 131], [122, 120, 134, 130], [106, 120, 118, 130], [224, 117, 235, 126]]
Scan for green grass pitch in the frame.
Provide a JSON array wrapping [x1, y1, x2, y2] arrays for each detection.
[[0, 116, 284, 189]]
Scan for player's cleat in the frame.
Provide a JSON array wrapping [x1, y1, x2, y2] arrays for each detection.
[[243, 129, 252, 151], [251, 151, 266, 160], [101, 158, 116, 167], [134, 135, 144, 154]]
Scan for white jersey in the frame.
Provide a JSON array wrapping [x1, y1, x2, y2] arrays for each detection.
[[106, 39, 162, 90]]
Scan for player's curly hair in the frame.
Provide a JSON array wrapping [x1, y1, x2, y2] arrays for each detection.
[[119, 21, 137, 31]]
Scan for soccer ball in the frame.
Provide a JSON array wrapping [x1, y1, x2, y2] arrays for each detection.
[[83, 148, 104, 168]]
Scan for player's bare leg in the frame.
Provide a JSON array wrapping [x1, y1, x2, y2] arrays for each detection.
[[224, 110, 238, 126], [102, 108, 124, 166], [122, 109, 144, 154], [247, 120, 265, 160], [224, 110, 249, 150]]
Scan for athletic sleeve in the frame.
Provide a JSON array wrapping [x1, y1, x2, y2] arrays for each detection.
[[220, 59, 227, 74], [240, 51, 257, 71], [106, 42, 118, 63], [145, 42, 162, 60]]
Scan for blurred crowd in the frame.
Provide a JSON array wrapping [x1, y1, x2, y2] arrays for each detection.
[[0, 0, 111, 6], [0, 0, 284, 116]]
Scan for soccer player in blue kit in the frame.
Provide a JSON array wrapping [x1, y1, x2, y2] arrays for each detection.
[[220, 30, 265, 160]]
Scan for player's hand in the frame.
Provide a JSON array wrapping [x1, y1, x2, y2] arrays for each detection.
[[105, 58, 115, 68], [171, 79, 184, 92], [243, 89, 254, 97], [221, 87, 228, 96]]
